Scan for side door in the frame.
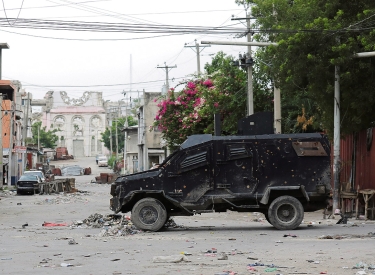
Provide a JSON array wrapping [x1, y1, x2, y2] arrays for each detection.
[[214, 142, 258, 193], [167, 144, 213, 202]]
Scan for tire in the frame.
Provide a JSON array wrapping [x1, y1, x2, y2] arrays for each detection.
[[131, 198, 167, 232], [268, 196, 304, 230]]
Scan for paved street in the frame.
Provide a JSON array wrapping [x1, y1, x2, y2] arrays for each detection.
[[0, 157, 374, 275]]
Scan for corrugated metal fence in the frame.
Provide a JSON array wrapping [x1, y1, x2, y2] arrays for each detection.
[[340, 128, 375, 191]]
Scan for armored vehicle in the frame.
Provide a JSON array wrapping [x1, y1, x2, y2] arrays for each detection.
[[110, 114, 331, 231]]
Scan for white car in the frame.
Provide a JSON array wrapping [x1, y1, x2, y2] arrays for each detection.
[[98, 156, 108, 167], [23, 170, 46, 182]]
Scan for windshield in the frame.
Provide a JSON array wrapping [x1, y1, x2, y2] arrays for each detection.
[[159, 149, 179, 167], [19, 175, 39, 181], [24, 171, 44, 178]]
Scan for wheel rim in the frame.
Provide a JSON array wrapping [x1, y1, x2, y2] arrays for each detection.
[[139, 206, 159, 225], [276, 203, 296, 223]]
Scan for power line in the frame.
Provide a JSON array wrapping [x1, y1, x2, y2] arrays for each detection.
[[1, 0, 24, 25], [39, 8, 244, 20], [19, 76, 187, 88], [46, 0, 161, 25], [0, 0, 111, 12], [0, 18, 248, 33], [0, 28, 185, 41]]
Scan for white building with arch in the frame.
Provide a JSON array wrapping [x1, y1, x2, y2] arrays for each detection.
[[40, 91, 107, 157]]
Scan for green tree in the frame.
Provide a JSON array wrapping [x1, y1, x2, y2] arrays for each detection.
[[238, 0, 375, 136], [31, 121, 59, 148], [101, 116, 137, 155]]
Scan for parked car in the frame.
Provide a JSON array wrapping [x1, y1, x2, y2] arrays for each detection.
[[24, 170, 46, 182], [17, 175, 42, 195], [98, 156, 108, 167], [96, 154, 105, 164]]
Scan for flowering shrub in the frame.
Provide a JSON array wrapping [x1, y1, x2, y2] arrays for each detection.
[[154, 80, 212, 146], [153, 52, 249, 148]]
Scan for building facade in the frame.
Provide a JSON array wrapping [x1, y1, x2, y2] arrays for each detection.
[[38, 91, 107, 157], [0, 80, 30, 185], [136, 92, 165, 172]]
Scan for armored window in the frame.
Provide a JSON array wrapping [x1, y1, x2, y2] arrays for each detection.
[[226, 144, 251, 160], [292, 141, 328, 157], [178, 149, 208, 172]]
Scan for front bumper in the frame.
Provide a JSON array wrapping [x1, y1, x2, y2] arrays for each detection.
[[17, 186, 38, 193], [110, 196, 121, 213]]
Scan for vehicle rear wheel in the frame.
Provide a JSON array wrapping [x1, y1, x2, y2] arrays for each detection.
[[268, 196, 304, 230], [131, 198, 167, 232]]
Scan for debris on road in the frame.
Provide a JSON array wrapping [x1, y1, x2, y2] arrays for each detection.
[[70, 213, 141, 236], [319, 234, 375, 240], [68, 239, 77, 245], [35, 192, 90, 205], [42, 222, 68, 227], [152, 255, 190, 263], [60, 262, 74, 267], [217, 253, 228, 260], [283, 234, 297, 238]]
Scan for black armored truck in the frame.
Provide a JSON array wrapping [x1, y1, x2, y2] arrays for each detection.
[[110, 113, 331, 231]]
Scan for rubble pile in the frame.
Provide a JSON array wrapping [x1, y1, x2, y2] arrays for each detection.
[[71, 213, 141, 236], [35, 192, 90, 205], [70, 213, 183, 236], [0, 189, 16, 198]]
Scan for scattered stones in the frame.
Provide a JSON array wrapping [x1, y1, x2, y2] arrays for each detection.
[[218, 253, 228, 260], [68, 239, 77, 245], [70, 213, 182, 236], [319, 234, 375, 240], [35, 192, 90, 205], [153, 255, 190, 263]]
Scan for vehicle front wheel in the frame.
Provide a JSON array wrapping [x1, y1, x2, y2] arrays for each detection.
[[263, 212, 272, 225], [268, 196, 304, 230], [131, 198, 167, 232]]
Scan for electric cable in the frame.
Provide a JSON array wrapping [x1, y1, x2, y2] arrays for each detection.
[[1, 0, 24, 26]]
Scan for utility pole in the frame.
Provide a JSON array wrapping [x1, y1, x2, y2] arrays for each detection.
[[274, 82, 282, 133], [184, 39, 210, 77], [115, 103, 119, 160], [332, 64, 340, 213], [229, 9, 254, 115], [22, 92, 30, 171], [157, 62, 177, 92], [123, 97, 128, 174], [246, 10, 253, 115], [0, 43, 9, 186], [8, 102, 14, 186], [0, 95, 3, 187], [0, 43, 9, 79], [37, 124, 40, 151], [109, 117, 113, 155]]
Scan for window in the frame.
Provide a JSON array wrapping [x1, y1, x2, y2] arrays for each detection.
[[178, 147, 209, 172]]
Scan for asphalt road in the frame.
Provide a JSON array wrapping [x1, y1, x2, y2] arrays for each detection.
[[0, 157, 374, 275]]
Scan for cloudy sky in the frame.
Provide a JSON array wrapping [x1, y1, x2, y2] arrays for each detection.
[[1, 0, 250, 102]]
